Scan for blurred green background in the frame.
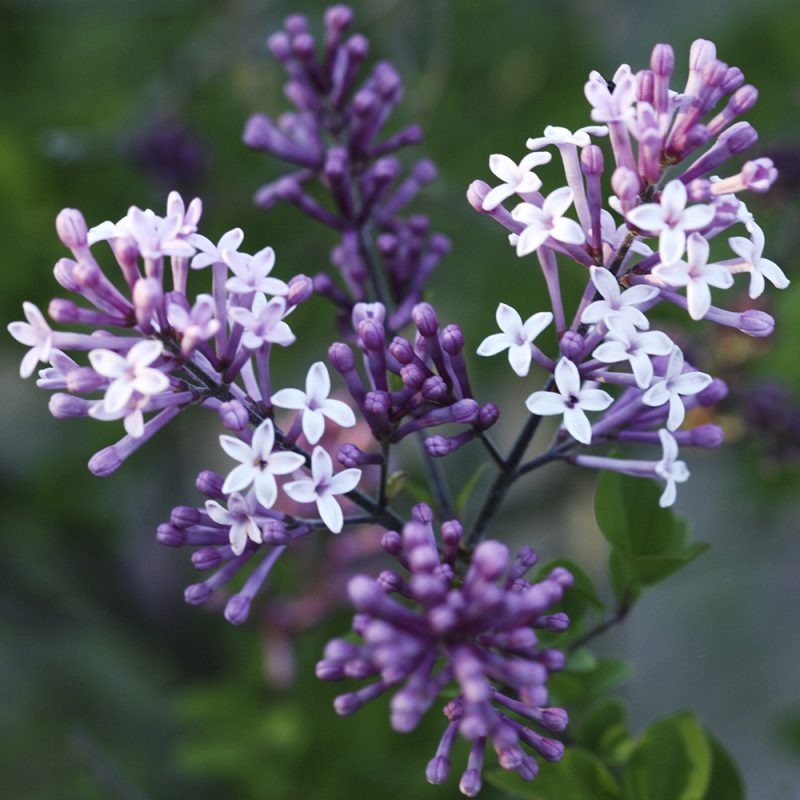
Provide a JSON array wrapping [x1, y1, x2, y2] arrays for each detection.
[[1, 0, 799, 797]]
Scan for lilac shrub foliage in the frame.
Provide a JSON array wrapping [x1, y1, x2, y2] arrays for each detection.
[[7, 6, 788, 796]]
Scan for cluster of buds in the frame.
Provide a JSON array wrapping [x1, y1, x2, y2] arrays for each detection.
[[318, 504, 572, 796], [244, 6, 450, 328], [469, 39, 788, 506], [329, 300, 499, 464]]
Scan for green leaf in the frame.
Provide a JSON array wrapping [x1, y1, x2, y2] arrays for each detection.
[[703, 732, 745, 799], [622, 711, 712, 800], [549, 657, 632, 714], [486, 748, 622, 799], [578, 699, 633, 764], [456, 462, 492, 514], [384, 470, 409, 502]]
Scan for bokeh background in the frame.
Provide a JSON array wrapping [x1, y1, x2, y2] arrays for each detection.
[[1, 0, 799, 797]]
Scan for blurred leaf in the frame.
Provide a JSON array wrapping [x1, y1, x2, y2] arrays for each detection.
[[385, 470, 409, 502], [703, 731, 745, 799], [622, 711, 712, 800], [578, 699, 633, 764], [549, 657, 632, 715], [486, 748, 622, 799], [456, 462, 492, 514]]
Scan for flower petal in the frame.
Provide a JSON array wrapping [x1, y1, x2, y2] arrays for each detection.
[[222, 463, 256, 495], [508, 343, 532, 377], [302, 408, 326, 445], [253, 469, 278, 509], [477, 333, 511, 357], [328, 467, 362, 495], [316, 493, 344, 533], [268, 451, 306, 475], [525, 391, 566, 416], [321, 399, 356, 429], [563, 406, 592, 444], [284, 478, 318, 504], [271, 387, 308, 410]]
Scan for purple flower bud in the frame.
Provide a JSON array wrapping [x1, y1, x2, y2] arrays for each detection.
[[412, 302, 439, 336], [651, 43, 675, 76], [400, 362, 428, 390], [262, 519, 290, 545], [472, 541, 509, 581], [224, 594, 252, 625], [287, 274, 314, 305], [337, 443, 383, 468], [196, 470, 225, 498], [540, 707, 569, 732], [690, 424, 725, 448], [364, 390, 390, 417], [476, 403, 500, 431], [687, 179, 712, 201], [156, 523, 187, 547], [459, 769, 482, 798], [358, 317, 385, 351], [65, 367, 106, 393], [719, 121, 758, 154], [192, 547, 223, 571], [612, 167, 640, 202], [720, 66, 745, 95], [559, 330, 585, 360], [742, 158, 778, 193], [426, 756, 451, 784], [696, 377, 729, 406], [267, 31, 291, 61], [88, 446, 122, 477], [424, 435, 457, 457], [133, 278, 163, 329], [329, 342, 356, 373], [441, 520, 462, 546], [440, 324, 464, 354], [184, 582, 213, 606], [219, 400, 250, 431], [389, 337, 415, 364], [55, 208, 88, 250], [381, 530, 403, 557], [325, 4, 353, 31], [580, 144, 604, 176], [730, 84, 758, 115], [421, 376, 447, 401], [53, 258, 81, 292], [413, 159, 437, 184], [284, 14, 309, 35], [170, 505, 201, 528], [738, 309, 775, 337]]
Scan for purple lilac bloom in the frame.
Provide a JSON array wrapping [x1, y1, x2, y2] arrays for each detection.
[[468, 38, 788, 507], [317, 504, 572, 796], [243, 6, 449, 329]]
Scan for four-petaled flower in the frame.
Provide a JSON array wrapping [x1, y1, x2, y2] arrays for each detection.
[[655, 429, 690, 508], [476, 303, 553, 377], [219, 418, 305, 509], [205, 491, 262, 556], [511, 187, 586, 256], [481, 151, 552, 212], [8, 302, 54, 378], [728, 224, 789, 299], [89, 340, 170, 414], [189, 227, 244, 270], [626, 180, 715, 265], [642, 347, 712, 430], [584, 65, 637, 123], [581, 266, 659, 330], [167, 294, 220, 354], [592, 318, 673, 388], [128, 207, 196, 260], [652, 232, 734, 320], [284, 446, 362, 533], [224, 245, 289, 296], [271, 361, 356, 444], [228, 293, 295, 350], [526, 124, 609, 150], [525, 357, 613, 444]]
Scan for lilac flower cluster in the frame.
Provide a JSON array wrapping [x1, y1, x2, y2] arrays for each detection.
[[469, 39, 788, 507], [243, 5, 450, 330], [317, 503, 572, 796]]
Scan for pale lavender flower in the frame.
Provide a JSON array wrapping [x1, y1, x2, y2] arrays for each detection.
[[205, 490, 263, 556], [655, 429, 690, 507], [224, 246, 289, 296], [642, 347, 712, 430], [228, 293, 296, 350], [167, 294, 220, 354], [526, 124, 608, 150], [584, 65, 637, 123], [728, 224, 789, 299], [592, 319, 673, 388], [481, 152, 552, 211], [7, 302, 54, 378], [580, 266, 659, 329], [190, 228, 244, 270], [476, 303, 553, 377], [511, 187, 586, 256]]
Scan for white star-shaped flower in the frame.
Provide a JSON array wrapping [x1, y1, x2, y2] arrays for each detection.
[[189, 228, 244, 270], [652, 232, 734, 320], [481, 151, 552, 211], [219, 418, 306, 509], [88, 340, 169, 414], [584, 65, 637, 123], [592, 318, 673, 388], [626, 180, 715, 265], [655, 429, 690, 508], [271, 361, 356, 445], [525, 357, 613, 445], [228, 294, 296, 350], [526, 124, 608, 150], [224, 245, 288, 296], [581, 266, 659, 330], [728, 224, 789, 299], [476, 303, 553, 377], [8, 302, 54, 378], [284, 446, 362, 533], [642, 347, 712, 430], [511, 187, 586, 256], [205, 491, 262, 556]]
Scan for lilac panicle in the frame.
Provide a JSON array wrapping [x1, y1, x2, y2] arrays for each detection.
[[469, 38, 788, 508], [317, 504, 571, 795], [244, 6, 449, 327]]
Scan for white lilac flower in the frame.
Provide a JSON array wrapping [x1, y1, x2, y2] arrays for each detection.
[[626, 179, 715, 265], [87, 215, 129, 245], [642, 347, 712, 430], [476, 303, 553, 377], [526, 124, 609, 150], [89, 394, 149, 439], [88, 339, 169, 414], [189, 227, 244, 270], [205, 491, 262, 556], [167, 294, 220, 352], [126, 207, 196, 260], [580, 266, 659, 329], [598, 210, 653, 259], [728, 223, 789, 299], [228, 293, 296, 350], [584, 65, 637, 123], [655, 429, 690, 507], [224, 245, 289, 296], [525, 357, 613, 444], [652, 232, 734, 320], [481, 151, 552, 211], [511, 187, 586, 256], [271, 361, 356, 444], [592, 318, 673, 388], [7, 302, 54, 378], [36, 350, 78, 390], [219, 418, 305, 509], [166, 191, 202, 237], [284, 446, 362, 533]]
